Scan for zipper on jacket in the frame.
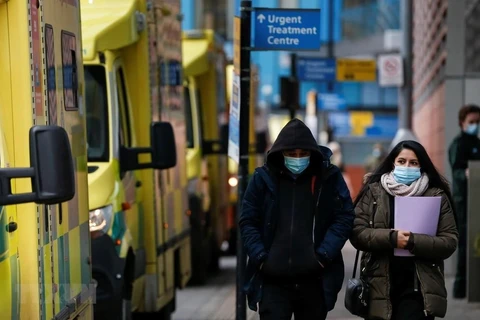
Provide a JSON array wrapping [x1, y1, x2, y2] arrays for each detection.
[[289, 180, 296, 273], [414, 271, 419, 292], [313, 185, 323, 243], [415, 264, 429, 317], [369, 201, 377, 227]]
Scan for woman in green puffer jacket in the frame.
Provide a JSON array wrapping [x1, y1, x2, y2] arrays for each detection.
[[351, 140, 458, 320]]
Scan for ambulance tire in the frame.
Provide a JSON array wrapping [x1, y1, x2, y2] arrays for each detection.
[[122, 248, 135, 319], [133, 297, 173, 320], [208, 233, 220, 273], [189, 196, 208, 285]]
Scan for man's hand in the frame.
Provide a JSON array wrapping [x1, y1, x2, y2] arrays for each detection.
[[397, 230, 411, 249], [466, 168, 470, 179]]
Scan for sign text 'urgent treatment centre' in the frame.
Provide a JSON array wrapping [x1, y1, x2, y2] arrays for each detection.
[[253, 8, 321, 51]]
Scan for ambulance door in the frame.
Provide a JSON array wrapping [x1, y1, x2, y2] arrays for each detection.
[[43, 2, 92, 318], [0, 127, 20, 319], [114, 61, 140, 254]]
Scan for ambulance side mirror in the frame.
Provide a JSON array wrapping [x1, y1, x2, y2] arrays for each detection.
[[151, 122, 177, 170], [120, 121, 177, 172], [0, 125, 76, 206]]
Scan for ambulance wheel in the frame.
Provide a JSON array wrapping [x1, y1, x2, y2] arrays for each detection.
[[122, 248, 135, 319], [189, 196, 208, 285], [208, 233, 220, 273]]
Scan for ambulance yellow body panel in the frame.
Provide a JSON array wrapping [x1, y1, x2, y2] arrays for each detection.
[[182, 29, 230, 283], [80, 0, 190, 317], [0, 0, 93, 319]]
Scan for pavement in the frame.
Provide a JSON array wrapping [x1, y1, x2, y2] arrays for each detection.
[[172, 241, 480, 320]]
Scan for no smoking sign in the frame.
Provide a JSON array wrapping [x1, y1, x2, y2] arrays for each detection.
[[378, 54, 403, 87]]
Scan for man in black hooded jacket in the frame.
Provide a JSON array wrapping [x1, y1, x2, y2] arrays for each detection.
[[239, 119, 355, 320]]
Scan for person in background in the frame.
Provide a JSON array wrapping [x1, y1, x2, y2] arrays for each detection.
[[352, 140, 458, 320], [239, 119, 354, 320], [365, 143, 387, 173], [448, 104, 480, 298], [328, 141, 354, 193]]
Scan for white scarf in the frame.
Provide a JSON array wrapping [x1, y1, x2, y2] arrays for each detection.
[[380, 171, 429, 197]]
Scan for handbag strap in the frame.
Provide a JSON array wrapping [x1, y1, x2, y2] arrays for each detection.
[[352, 249, 361, 278]]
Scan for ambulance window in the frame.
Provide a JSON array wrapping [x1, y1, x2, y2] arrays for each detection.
[[195, 89, 204, 144], [61, 31, 78, 110], [184, 86, 194, 148], [45, 25, 57, 124], [85, 65, 109, 162], [116, 67, 132, 148]]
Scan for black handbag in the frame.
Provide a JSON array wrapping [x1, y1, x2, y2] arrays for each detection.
[[344, 249, 370, 318]]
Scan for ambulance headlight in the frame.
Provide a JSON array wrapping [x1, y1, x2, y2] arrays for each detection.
[[89, 205, 113, 233]]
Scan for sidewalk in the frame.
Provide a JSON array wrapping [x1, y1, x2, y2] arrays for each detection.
[[444, 277, 480, 319]]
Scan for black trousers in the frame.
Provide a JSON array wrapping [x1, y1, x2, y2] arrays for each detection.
[[259, 278, 327, 320], [391, 291, 434, 320]]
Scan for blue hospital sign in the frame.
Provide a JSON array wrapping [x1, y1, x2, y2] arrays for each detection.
[[253, 8, 321, 51]]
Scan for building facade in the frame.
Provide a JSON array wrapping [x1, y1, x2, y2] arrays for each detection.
[[412, 0, 480, 178], [411, 0, 447, 172]]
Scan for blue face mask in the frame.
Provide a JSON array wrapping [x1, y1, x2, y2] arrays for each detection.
[[465, 123, 479, 136], [284, 156, 310, 174], [393, 165, 421, 185]]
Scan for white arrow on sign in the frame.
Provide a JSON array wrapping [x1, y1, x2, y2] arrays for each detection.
[[257, 14, 266, 23]]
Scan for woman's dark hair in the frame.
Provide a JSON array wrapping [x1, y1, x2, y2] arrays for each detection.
[[354, 140, 455, 210]]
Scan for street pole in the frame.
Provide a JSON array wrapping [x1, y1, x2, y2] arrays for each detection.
[[390, 0, 417, 148], [236, 1, 251, 320], [289, 53, 298, 119], [318, 0, 335, 144]]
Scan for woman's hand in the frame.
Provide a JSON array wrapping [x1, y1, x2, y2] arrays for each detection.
[[397, 230, 411, 249]]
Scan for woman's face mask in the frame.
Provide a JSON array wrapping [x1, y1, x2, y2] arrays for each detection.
[[393, 148, 421, 185], [393, 165, 421, 185]]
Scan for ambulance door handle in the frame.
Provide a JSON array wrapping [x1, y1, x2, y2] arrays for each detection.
[[7, 222, 18, 233], [136, 181, 142, 188]]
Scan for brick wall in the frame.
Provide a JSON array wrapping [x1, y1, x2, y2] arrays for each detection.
[[412, 84, 446, 172], [412, 0, 448, 173]]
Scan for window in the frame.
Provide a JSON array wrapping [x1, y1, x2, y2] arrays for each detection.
[[279, 0, 298, 8], [85, 65, 109, 162], [61, 31, 78, 110], [45, 25, 57, 124], [184, 86, 194, 148], [195, 89, 203, 144], [116, 67, 132, 147]]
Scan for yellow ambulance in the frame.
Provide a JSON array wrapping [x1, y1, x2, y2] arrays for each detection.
[[182, 29, 230, 284], [0, 0, 94, 319], [80, 0, 190, 318]]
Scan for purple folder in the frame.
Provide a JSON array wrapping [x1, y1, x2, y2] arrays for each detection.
[[394, 196, 442, 257]]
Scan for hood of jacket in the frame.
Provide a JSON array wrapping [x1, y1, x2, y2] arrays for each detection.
[[266, 118, 332, 171]]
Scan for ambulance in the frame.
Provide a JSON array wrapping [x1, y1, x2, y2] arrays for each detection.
[[80, 0, 190, 318], [182, 29, 230, 284], [0, 0, 94, 319]]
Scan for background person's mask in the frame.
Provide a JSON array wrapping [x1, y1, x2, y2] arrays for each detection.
[[284, 156, 310, 174]]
